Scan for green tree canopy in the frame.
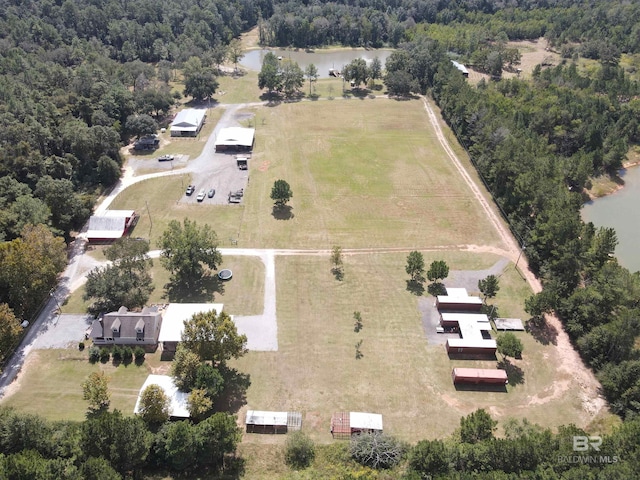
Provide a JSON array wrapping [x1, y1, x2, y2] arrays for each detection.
[[497, 332, 524, 359], [343, 58, 369, 88], [478, 274, 500, 301], [427, 260, 449, 283], [406, 251, 425, 282], [159, 219, 222, 287], [258, 52, 282, 93], [84, 238, 153, 315], [171, 343, 201, 392], [81, 372, 110, 415], [182, 56, 219, 101], [136, 384, 170, 427], [170, 344, 201, 391], [285, 431, 316, 470], [0, 303, 22, 364], [460, 409, 497, 444], [181, 310, 247, 365], [305, 63, 319, 95], [124, 114, 157, 138], [270, 179, 293, 207]]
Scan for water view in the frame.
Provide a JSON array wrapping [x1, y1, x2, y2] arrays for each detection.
[[582, 166, 640, 273], [240, 48, 394, 77]]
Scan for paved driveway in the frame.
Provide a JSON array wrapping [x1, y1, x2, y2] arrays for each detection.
[[31, 315, 93, 349]]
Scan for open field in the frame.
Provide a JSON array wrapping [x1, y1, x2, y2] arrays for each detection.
[[240, 98, 505, 249], [62, 255, 265, 316], [231, 252, 597, 451]]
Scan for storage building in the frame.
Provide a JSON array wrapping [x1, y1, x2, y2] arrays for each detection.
[[245, 410, 302, 434], [331, 412, 383, 439], [170, 108, 206, 137], [452, 368, 508, 385]]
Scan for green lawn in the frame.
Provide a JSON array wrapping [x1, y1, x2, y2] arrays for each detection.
[[239, 98, 504, 249], [1, 349, 161, 422]]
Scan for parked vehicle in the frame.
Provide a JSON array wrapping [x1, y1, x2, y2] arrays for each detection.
[[208, 188, 216, 198], [185, 185, 195, 195], [196, 189, 206, 202], [158, 154, 174, 162]]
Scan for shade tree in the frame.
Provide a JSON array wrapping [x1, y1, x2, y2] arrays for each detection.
[[81, 372, 110, 415], [270, 179, 293, 208], [159, 219, 222, 287], [181, 309, 248, 365], [136, 384, 170, 427]]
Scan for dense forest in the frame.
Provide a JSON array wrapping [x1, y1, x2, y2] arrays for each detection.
[[2, 0, 640, 476]]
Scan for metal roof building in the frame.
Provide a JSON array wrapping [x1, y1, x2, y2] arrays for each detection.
[[331, 411, 383, 439], [86, 210, 137, 242], [214, 127, 255, 152], [245, 410, 302, 434], [452, 368, 508, 385], [170, 108, 206, 137], [158, 303, 224, 353], [441, 312, 497, 355], [134, 374, 190, 418]]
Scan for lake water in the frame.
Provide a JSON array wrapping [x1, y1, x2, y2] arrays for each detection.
[[240, 48, 394, 77], [582, 166, 640, 273]]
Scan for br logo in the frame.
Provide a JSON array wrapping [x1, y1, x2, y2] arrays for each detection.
[[573, 435, 602, 452]]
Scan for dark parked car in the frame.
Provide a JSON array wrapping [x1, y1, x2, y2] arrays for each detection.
[[158, 154, 174, 162], [185, 185, 195, 195], [208, 188, 216, 198]]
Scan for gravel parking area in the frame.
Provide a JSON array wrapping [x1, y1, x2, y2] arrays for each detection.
[[31, 314, 93, 349]]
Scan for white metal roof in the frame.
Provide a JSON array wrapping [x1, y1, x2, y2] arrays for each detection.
[[350, 412, 383, 430], [245, 410, 288, 426], [158, 303, 224, 342], [447, 338, 497, 349], [437, 295, 483, 305], [170, 108, 206, 131], [445, 287, 469, 297], [215, 127, 255, 147], [102, 210, 135, 217], [134, 374, 190, 418]]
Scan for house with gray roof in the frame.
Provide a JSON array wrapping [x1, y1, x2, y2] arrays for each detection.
[[90, 306, 163, 347]]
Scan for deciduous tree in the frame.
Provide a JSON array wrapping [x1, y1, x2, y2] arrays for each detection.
[[350, 432, 405, 470], [187, 388, 212, 421], [137, 384, 170, 427], [496, 332, 524, 359], [427, 260, 449, 283], [171, 344, 201, 391], [159, 219, 222, 286], [478, 275, 500, 302], [406, 251, 425, 282], [82, 372, 110, 414], [305, 63, 318, 95], [124, 114, 157, 138], [181, 310, 247, 365], [460, 409, 497, 444], [285, 431, 315, 469], [270, 179, 293, 207], [0, 303, 22, 364], [258, 52, 281, 93]]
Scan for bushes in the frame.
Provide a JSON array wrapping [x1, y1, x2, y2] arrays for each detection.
[[122, 346, 133, 365], [285, 431, 316, 469], [88, 346, 100, 363], [111, 345, 123, 363], [134, 346, 146, 364], [99, 348, 111, 363], [350, 432, 406, 470]]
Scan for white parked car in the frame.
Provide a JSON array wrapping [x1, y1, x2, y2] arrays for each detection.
[[196, 189, 206, 202]]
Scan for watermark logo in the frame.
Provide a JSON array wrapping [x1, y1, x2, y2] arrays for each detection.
[[557, 435, 619, 465], [572, 435, 601, 452]]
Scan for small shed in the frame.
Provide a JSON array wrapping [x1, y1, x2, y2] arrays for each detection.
[[331, 411, 383, 439], [170, 108, 206, 137], [452, 368, 508, 385], [245, 410, 302, 434], [451, 60, 469, 77]]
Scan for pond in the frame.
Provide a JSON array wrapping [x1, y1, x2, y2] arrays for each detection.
[[582, 166, 640, 273], [240, 48, 395, 78]]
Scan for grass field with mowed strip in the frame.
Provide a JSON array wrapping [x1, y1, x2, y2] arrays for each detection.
[[240, 98, 504, 249]]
